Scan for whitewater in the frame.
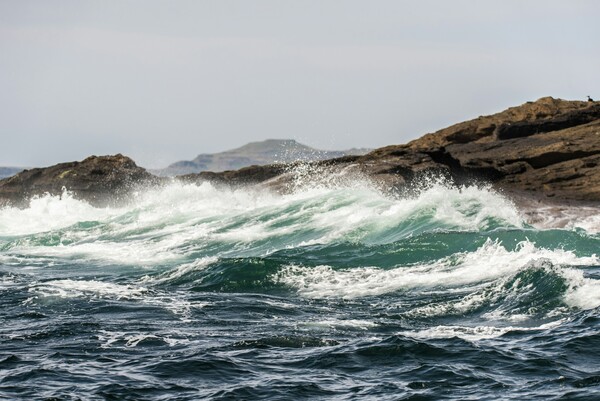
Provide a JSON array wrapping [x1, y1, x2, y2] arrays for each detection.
[[1, 174, 600, 400]]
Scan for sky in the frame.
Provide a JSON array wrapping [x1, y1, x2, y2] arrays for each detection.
[[1, 1, 599, 168]]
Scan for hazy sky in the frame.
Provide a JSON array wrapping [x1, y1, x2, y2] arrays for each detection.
[[1, 1, 599, 168]]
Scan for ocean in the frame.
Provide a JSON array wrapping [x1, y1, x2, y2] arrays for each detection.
[[1, 174, 599, 400]]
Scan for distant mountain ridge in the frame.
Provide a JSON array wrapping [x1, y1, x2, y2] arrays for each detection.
[[154, 139, 370, 176], [0, 167, 24, 179]]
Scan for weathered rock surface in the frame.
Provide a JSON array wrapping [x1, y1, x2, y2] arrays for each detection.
[[0, 154, 160, 207], [361, 97, 600, 201], [1, 97, 599, 207]]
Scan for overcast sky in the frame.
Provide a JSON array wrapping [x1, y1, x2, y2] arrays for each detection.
[[1, 1, 599, 168]]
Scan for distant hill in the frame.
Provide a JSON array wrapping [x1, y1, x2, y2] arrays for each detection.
[[0, 167, 24, 179], [154, 139, 370, 176]]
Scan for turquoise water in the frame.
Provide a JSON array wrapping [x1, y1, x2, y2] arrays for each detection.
[[1, 177, 600, 400]]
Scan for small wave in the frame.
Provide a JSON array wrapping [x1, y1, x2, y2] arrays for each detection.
[[401, 320, 565, 341], [302, 319, 379, 331], [274, 239, 600, 321], [28, 279, 149, 300], [234, 336, 339, 349], [275, 239, 597, 297], [97, 330, 191, 349], [140, 256, 219, 285]]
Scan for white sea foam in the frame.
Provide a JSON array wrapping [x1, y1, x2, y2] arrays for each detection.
[[524, 205, 600, 233], [29, 279, 148, 300], [140, 256, 218, 284], [15, 240, 188, 268], [0, 190, 122, 236], [275, 239, 600, 310], [97, 330, 191, 348], [27, 278, 204, 320], [303, 319, 379, 331], [408, 183, 523, 230], [401, 320, 565, 341], [561, 267, 600, 309]]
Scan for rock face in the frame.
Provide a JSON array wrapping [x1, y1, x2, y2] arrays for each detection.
[[0, 154, 160, 207], [1, 97, 599, 207], [357, 97, 600, 201]]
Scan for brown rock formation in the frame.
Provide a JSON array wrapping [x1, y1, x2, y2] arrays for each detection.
[[0, 154, 160, 207], [358, 97, 600, 201]]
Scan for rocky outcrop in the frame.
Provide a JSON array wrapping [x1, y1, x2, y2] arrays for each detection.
[[1, 97, 599, 207], [0, 154, 160, 207], [357, 97, 600, 201], [178, 163, 290, 186]]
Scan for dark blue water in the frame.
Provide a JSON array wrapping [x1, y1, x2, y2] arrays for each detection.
[[1, 182, 599, 400]]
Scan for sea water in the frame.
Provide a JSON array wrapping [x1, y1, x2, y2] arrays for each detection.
[[1, 173, 599, 400]]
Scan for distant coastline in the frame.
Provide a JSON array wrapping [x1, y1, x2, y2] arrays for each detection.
[[0, 167, 25, 179], [150, 139, 370, 176], [1, 96, 599, 210]]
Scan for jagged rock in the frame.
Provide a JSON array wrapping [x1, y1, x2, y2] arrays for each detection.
[[346, 97, 600, 201], [0, 154, 161, 207], [178, 163, 289, 186], [494, 104, 600, 140], [405, 97, 598, 148]]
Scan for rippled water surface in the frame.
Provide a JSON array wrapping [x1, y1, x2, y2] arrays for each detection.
[[1, 177, 600, 400]]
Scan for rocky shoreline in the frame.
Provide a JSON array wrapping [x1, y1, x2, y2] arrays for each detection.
[[0, 154, 160, 208], [1, 97, 600, 210]]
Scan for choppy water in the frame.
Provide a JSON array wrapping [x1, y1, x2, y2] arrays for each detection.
[[1, 175, 600, 400]]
